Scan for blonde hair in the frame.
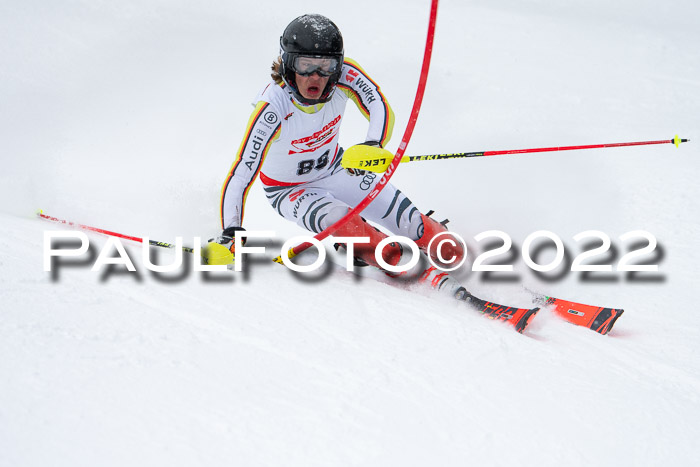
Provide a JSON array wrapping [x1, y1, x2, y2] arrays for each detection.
[[271, 56, 283, 84]]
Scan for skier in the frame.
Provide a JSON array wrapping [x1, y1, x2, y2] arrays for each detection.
[[204, 13, 467, 297]]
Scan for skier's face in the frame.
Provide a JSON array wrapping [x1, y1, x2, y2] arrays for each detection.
[[295, 72, 330, 101]]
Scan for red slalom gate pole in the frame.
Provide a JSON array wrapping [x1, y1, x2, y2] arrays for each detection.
[[274, 0, 440, 263]]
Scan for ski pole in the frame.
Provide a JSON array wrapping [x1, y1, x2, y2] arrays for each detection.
[[341, 135, 690, 173], [37, 210, 195, 253]]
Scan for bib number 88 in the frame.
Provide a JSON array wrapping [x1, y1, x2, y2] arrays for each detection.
[[297, 150, 330, 175]]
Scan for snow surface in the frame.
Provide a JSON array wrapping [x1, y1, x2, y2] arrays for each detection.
[[2, 0, 700, 465]]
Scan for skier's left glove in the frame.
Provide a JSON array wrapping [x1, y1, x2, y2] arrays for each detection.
[[346, 140, 382, 176], [202, 226, 247, 265]]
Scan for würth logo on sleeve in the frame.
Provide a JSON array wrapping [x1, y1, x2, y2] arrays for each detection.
[[346, 69, 359, 83], [355, 77, 376, 104], [345, 69, 376, 104]]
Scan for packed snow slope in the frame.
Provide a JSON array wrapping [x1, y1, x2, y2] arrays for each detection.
[[2, 0, 699, 466]]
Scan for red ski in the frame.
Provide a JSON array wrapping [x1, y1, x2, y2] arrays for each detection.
[[461, 293, 539, 334], [528, 291, 624, 335]]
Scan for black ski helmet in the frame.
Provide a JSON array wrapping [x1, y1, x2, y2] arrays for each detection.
[[279, 14, 344, 105]]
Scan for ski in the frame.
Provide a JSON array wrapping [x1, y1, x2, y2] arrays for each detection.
[[527, 290, 624, 335], [460, 291, 539, 334], [415, 266, 539, 334]]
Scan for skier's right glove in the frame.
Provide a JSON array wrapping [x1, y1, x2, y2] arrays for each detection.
[[202, 226, 247, 266]]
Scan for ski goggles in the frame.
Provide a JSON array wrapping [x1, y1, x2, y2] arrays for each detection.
[[292, 55, 341, 77]]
